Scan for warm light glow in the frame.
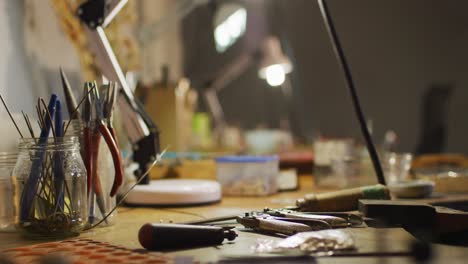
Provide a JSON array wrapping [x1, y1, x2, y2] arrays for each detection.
[[265, 64, 286, 87], [214, 8, 247, 53]]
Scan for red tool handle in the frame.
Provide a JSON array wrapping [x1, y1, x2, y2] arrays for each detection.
[[83, 127, 93, 194], [98, 123, 124, 197], [91, 132, 103, 195]]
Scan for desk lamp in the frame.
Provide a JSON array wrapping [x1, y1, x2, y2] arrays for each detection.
[[258, 36, 293, 87], [204, 35, 294, 136]]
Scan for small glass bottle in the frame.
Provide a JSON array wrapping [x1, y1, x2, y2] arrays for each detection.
[[0, 152, 18, 232], [13, 136, 87, 238]]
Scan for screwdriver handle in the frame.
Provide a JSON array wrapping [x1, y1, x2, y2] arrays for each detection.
[[138, 223, 237, 250]]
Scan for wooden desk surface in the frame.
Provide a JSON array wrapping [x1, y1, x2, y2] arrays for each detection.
[[2, 176, 468, 263]]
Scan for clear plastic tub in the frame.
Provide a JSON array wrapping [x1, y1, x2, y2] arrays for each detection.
[[215, 156, 279, 196]]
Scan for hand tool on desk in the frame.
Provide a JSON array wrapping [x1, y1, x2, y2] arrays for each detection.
[[237, 213, 320, 236], [183, 208, 362, 229], [138, 223, 237, 250], [182, 210, 352, 236], [359, 199, 468, 237], [295, 211, 363, 226], [296, 184, 390, 212], [262, 208, 358, 227], [236, 209, 358, 236]]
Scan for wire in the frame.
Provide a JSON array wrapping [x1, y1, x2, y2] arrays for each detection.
[[84, 147, 169, 230]]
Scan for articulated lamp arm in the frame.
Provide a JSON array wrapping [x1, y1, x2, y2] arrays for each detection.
[[77, 0, 160, 183]]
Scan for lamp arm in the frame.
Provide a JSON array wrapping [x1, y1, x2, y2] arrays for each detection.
[[204, 53, 253, 133], [77, 0, 160, 184]]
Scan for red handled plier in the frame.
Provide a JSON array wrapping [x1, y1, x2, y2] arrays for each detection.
[[102, 83, 122, 196], [93, 83, 124, 197], [82, 82, 107, 221]]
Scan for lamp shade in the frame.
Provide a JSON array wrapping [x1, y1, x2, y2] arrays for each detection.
[[258, 36, 293, 79]]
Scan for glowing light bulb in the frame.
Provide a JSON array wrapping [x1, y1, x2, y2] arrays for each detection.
[[215, 25, 230, 52], [265, 64, 286, 87], [214, 8, 247, 53]]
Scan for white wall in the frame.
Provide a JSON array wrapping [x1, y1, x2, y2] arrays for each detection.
[[0, 0, 34, 112], [139, 0, 183, 83], [0, 0, 82, 151]]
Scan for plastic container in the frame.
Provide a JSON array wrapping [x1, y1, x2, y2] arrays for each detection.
[[215, 155, 279, 196]]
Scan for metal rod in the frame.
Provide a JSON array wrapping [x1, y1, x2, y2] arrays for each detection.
[[317, 0, 386, 185], [0, 94, 24, 138]]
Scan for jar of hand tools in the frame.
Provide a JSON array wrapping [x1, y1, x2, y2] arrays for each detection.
[[0, 152, 18, 232], [13, 136, 87, 238]]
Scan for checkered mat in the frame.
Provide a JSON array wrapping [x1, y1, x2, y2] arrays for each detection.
[[1, 238, 180, 263]]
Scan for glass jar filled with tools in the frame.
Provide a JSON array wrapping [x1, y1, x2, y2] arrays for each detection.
[[14, 136, 87, 238], [0, 152, 18, 232], [81, 82, 123, 227]]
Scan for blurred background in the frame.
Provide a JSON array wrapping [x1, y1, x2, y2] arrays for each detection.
[[1, 0, 468, 156]]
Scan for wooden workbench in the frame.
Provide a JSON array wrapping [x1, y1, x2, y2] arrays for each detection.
[[1, 176, 468, 263]]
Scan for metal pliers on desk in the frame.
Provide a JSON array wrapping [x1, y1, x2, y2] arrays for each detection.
[[262, 208, 363, 227], [237, 209, 363, 236]]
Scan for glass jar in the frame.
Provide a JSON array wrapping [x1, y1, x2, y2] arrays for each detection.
[[13, 137, 87, 238], [88, 129, 117, 227], [0, 152, 18, 232], [65, 119, 117, 228]]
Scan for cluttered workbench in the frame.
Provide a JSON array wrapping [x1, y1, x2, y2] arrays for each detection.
[[1, 0, 468, 263], [2, 175, 468, 263]]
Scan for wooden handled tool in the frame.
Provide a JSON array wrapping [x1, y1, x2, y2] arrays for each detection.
[[359, 199, 468, 236], [296, 184, 390, 212]]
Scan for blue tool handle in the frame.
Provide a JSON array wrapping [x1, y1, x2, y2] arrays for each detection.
[[54, 100, 64, 209], [20, 94, 57, 221]]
